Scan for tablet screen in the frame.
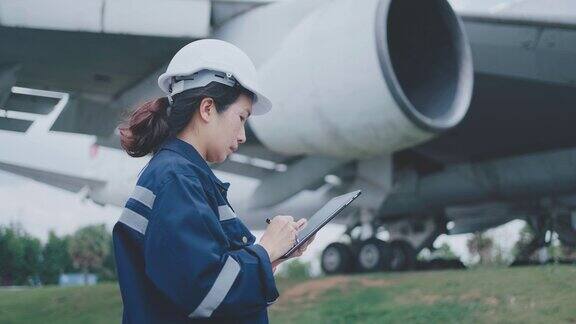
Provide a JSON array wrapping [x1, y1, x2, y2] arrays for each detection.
[[297, 190, 361, 241], [281, 190, 361, 258]]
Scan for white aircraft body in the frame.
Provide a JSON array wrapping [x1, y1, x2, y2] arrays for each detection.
[[1, 0, 576, 273]]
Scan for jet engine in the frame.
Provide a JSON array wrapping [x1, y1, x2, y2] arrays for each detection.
[[218, 0, 473, 158]]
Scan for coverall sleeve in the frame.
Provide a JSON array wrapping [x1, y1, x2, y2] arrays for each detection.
[[144, 174, 279, 319]]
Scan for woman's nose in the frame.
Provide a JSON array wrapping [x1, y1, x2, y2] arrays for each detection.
[[238, 126, 246, 144]]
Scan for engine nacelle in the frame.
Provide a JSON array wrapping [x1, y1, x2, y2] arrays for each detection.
[[217, 0, 473, 158]]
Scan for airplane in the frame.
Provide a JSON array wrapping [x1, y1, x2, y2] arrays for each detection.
[[1, 0, 575, 274]]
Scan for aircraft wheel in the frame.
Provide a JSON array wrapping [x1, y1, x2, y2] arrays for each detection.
[[321, 242, 354, 275], [389, 240, 416, 271], [356, 238, 391, 272]]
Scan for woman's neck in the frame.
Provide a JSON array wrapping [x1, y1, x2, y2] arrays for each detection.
[[177, 132, 207, 161]]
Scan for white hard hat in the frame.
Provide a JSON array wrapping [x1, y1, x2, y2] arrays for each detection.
[[158, 39, 272, 116]]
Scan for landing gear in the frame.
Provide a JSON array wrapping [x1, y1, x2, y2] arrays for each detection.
[[321, 242, 354, 275], [512, 211, 576, 265], [356, 238, 391, 272], [388, 240, 416, 271], [515, 214, 550, 263], [320, 209, 443, 275]]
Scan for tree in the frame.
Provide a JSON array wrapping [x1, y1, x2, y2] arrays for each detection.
[[41, 231, 73, 285], [467, 232, 494, 265], [97, 238, 117, 282], [0, 224, 24, 285], [21, 234, 42, 285], [68, 224, 110, 285], [0, 223, 42, 286]]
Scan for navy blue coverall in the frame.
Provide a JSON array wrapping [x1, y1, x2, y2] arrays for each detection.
[[113, 137, 279, 323]]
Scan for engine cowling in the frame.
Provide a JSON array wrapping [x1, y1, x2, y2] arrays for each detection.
[[218, 0, 473, 158]]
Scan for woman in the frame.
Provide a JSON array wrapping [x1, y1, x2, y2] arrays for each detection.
[[113, 39, 314, 323]]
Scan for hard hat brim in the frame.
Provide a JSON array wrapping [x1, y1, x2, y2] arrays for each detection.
[[158, 69, 272, 116], [246, 88, 272, 116]]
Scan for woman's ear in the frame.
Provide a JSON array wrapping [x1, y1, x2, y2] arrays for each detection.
[[198, 97, 215, 123]]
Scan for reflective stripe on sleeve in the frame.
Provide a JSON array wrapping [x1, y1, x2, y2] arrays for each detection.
[[118, 208, 148, 235], [131, 185, 156, 209], [218, 205, 237, 221], [189, 256, 241, 318]]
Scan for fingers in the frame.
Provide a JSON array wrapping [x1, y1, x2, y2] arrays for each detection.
[[295, 218, 307, 230], [272, 216, 305, 231], [294, 245, 307, 257], [290, 233, 297, 245], [272, 215, 294, 223], [291, 247, 303, 257], [270, 215, 304, 251], [306, 234, 316, 245], [283, 215, 294, 222], [286, 241, 311, 259], [290, 222, 299, 232], [296, 235, 315, 253]]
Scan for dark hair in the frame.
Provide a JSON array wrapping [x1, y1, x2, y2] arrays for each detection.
[[119, 82, 254, 157]]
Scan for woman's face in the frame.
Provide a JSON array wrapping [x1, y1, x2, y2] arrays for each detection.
[[205, 93, 253, 164]]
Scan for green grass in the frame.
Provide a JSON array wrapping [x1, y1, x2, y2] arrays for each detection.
[[0, 283, 122, 324], [1, 266, 575, 323]]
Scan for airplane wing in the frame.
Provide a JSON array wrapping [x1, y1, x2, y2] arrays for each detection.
[[0, 160, 106, 192], [0, 0, 277, 138], [0, 0, 307, 205], [456, 0, 576, 87], [0, 0, 302, 199], [408, 0, 576, 166]]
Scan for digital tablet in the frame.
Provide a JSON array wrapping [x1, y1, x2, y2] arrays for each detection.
[[280, 190, 362, 259]]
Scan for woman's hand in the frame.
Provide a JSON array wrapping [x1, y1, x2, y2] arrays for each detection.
[[288, 218, 315, 258], [258, 215, 300, 262], [270, 219, 317, 272]]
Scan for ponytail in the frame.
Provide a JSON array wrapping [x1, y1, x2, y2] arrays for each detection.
[[119, 81, 255, 157], [119, 97, 170, 157]]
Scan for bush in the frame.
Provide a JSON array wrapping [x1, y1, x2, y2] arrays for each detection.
[[277, 259, 311, 280], [0, 223, 42, 286]]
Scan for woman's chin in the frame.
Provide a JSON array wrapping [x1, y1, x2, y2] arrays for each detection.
[[207, 149, 231, 164], [213, 154, 228, 164]]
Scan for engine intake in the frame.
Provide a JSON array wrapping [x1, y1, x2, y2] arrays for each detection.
[[220, 0, 473, 157]]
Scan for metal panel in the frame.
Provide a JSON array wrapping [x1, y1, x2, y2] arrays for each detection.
[[0, 64, 19, 107], [4, 93, 60, 115], [464, 19, 576, 85], [0, 117, 32, 132], [0, 160, 105, 192], [0, 0, 103, 32], [249, 156, 349, 208], [104, 0, 211, 38]]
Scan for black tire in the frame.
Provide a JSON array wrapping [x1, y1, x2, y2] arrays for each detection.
[[321, 242, 354, 275], [389, 240, 416, 271], [355, 238, 391, 272]]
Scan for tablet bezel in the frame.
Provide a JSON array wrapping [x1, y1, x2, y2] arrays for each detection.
[[280, 190, 362, 259]]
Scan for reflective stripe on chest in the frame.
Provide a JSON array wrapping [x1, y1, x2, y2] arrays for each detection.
[[217, 204, 236, 221]]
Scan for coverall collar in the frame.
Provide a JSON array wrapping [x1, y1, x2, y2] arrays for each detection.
[[160, 137, 231, 191]]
